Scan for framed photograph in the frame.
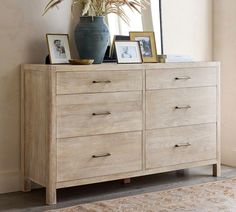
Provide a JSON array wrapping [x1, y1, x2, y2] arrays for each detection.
[[115, 41, 142, 64], [129, 31, 158, 63], [46, 34, 71, 64], [109, 35, 130, 61]]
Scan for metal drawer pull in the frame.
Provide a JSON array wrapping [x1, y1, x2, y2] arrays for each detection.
[[175, 105, 191, 110], [92, 112, 111, 116], [92, 153, 111, 158], [175, 143, 191, 148], [92, 80, 111, 84], [175, 76, 191, 80]]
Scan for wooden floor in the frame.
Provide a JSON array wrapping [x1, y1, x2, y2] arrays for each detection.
[[0, 165, 236, 212]]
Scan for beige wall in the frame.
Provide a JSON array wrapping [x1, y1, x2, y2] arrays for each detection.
[[0, 0, 73, 193], [214, 0, 236, 166], [162, 0, 213, 61], [0, 0, 214, 194]]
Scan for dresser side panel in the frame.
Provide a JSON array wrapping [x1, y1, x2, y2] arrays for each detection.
[[23, 69, 50, 186], [215, 64, 221, 176]]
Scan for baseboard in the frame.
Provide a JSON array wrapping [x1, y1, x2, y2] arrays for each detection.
[[0, 170, 20, 194]]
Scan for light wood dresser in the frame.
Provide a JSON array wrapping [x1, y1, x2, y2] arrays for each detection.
[[21, 62, 220, 205]]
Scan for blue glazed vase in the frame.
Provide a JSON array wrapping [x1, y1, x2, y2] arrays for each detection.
[[75, 16, 110, 64]]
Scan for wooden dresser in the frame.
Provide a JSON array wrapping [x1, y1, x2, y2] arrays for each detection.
[[21, 62, 220, 205]]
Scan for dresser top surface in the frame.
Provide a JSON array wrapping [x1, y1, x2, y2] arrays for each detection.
[[22, 61, 220, 72]]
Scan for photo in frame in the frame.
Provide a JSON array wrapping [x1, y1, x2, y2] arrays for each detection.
[[115, 41, 142, 64], [108, 35, 130, 61], [46, 34, 71, 64], [129, 31, 158, 63]]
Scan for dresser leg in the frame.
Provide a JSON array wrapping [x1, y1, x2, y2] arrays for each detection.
[[213, 163, 221, 177], [122, 178, 131, 184], [176, 169, 187, 177], [46, 186, 57, 205], [22, 178, 31, 192]]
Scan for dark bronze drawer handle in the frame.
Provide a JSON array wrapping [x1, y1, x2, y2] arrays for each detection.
[[175, 76, 191, 80], [175, 105, 191, 110], [92, 153, 111, 158], [92, 80, 111, 84], [92, 112, 111, 116], [174, 143, 191, 148]]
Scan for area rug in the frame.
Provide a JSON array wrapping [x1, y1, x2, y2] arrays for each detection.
[[51, 178, 236, 212]]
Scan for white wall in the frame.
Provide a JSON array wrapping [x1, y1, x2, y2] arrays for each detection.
[[0, 0, 214, 194], [162, 0, 213, 61], [142, 0, 213, 60], [214, 0, 236, 167], [0, 0, 73, 194]]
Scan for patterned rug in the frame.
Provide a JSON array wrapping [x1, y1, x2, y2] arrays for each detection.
[[51, 178, 236, 212]]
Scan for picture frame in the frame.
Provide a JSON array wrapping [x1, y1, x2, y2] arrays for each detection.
[[129, 31, 158, 63], [109, 35, 130, 60], [115, 41, 143, 64], [46, 34, 71, 64]]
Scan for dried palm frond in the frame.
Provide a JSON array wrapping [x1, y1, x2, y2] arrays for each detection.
[[43, 0, 150, 24], [43, 0, 63, 15]]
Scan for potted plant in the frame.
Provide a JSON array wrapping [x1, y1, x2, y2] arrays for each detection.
[[44, 0, 149, 64]]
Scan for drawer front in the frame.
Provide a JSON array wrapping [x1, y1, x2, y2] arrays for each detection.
[[57, 91, 142, 138], [57, 132, 142, 182], [146, 87, 216, 129], [146, 68, 217, 90], [146, 124, 217, 169], [57, 70, 142, 94]]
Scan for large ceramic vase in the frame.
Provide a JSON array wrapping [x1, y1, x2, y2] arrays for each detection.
[[75, 16, 110, 64]]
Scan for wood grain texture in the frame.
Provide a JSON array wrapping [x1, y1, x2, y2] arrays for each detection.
[[20, 68, 31, 192], [57, 70, 142, 94], [145, 62, 220, 70], [146, 124, 217, 169], [56, 159, 217, 189], [146, 67, 217, 90], [214, 64, 221, 177], [46, 69, 57, 205], [57, 132, 142, 182], [57, 92, 143, 138], [142, 69, 146, 170], [23, 62, 220, 73], [21, 67, 57, 205], [21, 62, 220, 204], [146, 87, 217, 129], [23, 70, 48, 187]]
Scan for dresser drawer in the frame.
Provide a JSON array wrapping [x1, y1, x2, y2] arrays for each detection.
[[57, 132, 142, 182], [57, 70, 142, 94], [146, 87, 216, 129], [146, 68, 217, 90], [146, 124, 217, 169], [57, 91, 142, 138]]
